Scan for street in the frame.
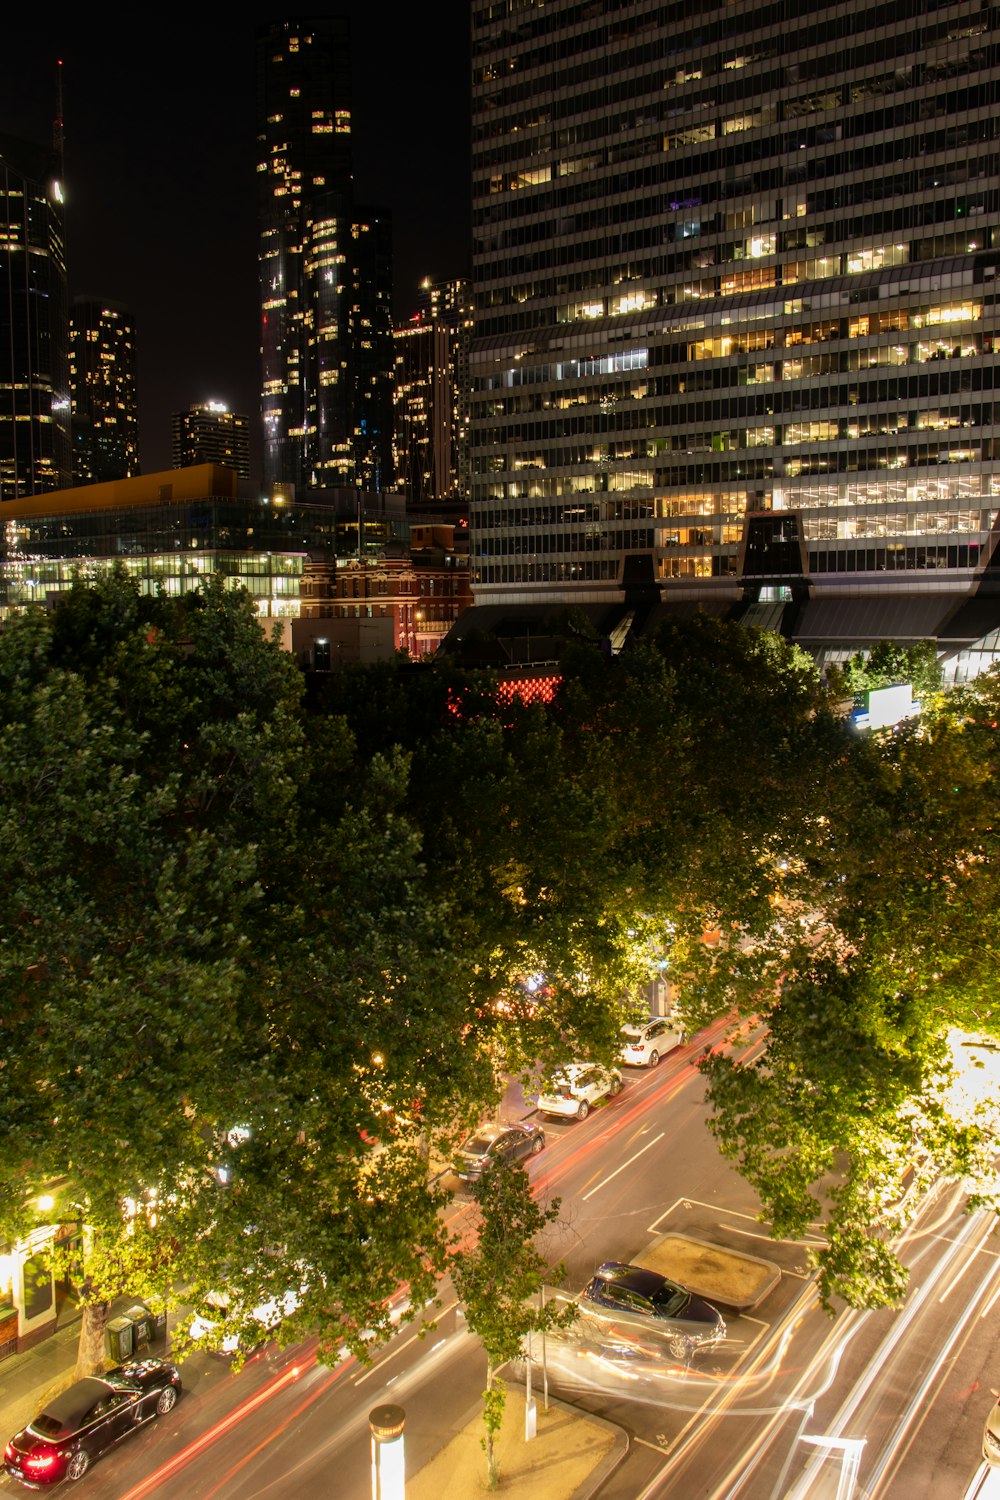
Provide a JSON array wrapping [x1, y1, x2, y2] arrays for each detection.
[[4, 1018, 997, 1499]]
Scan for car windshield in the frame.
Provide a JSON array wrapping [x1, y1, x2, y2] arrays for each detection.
[[30, 1415, 62, 1438], [462, 1136, 494, 1154], [651, 1284, 690, 1318]]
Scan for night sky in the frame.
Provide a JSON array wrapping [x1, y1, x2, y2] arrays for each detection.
[[0, 9, 471, 478]]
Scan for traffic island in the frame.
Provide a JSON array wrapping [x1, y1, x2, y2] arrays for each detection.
[[407, 1389, 626, 1498], [641, 1232, 781, 1311]]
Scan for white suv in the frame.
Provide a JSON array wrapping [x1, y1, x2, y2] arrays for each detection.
[[620, 1015, 685, 1068], [536, 1063, 623, 1120]]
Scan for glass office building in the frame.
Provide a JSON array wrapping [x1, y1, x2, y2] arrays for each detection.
[[70, 298, 140, 485], [0, 133, 71, 500], [469, 0, 1000, 627], [256, 20, 394, 495], [393, 277, 474, 510], [0, 465, 409, 620]]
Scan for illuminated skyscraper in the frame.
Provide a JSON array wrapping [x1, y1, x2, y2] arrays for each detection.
[[256, 19, 393, 495], [0, 132, 71, 500], [468, 0, 1000, 670], [70, 297, 139, 484], [394, 277, 473, 512], [171, 402, 251, 480]]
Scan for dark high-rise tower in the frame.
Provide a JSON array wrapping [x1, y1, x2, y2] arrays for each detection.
[[172, 402, 251, 479], [0, 132, 71, 500], [69, 297, 139, 484], [256, 18, 393, 495], [468, 0, 1000, 640], [394, 278, 473, 510], [350, 206, 394, 495]]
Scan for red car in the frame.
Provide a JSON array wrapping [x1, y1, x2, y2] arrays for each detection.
[[3, 1358, 181, 1486]]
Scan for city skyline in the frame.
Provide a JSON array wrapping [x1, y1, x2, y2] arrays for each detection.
[[0, 10, 470, 478]]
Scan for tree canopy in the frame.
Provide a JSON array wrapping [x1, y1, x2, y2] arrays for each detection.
[[2, 574, 997, 1367]]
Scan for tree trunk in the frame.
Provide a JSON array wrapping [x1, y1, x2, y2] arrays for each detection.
[[74, 1303, 110, 1379], [485, 1367, 497, 1490]]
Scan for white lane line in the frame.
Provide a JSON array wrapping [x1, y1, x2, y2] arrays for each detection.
[[582, 1132, 666, 1201]]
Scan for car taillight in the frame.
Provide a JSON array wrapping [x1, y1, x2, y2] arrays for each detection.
[[634, 1043, 645, 1052], [3, 1441, 15, 1462], [24, 1451, 58, 1473]]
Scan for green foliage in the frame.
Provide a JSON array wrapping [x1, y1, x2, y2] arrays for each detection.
[[842, 639, 944, 701], [3, 575, 997, 1367], [452, 1158, 576, 1488]]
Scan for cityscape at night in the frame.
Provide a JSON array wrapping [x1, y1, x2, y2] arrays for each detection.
[[1, 6, 1000, 1500]]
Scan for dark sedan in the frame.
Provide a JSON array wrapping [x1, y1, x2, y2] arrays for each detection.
[[454, 1120, 545, 1180], [3, 1358, 181, 1486], [579, 1261, 726, 1359]]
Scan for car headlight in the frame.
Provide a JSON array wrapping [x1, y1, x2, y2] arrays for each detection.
[[985, 1426, 1000, 1455]]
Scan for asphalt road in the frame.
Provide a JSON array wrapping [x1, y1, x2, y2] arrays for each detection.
[[5, 1021, 998, 1499]]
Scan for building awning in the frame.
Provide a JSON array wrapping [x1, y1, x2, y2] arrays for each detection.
[[935, 594, 1000, 647], [792, 595, 965, 645]]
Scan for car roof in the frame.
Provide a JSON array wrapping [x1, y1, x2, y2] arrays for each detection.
[[464, 1122, 505, 1143], [38, 1377, 116, 1433], [594, 1262, 671, 1299]]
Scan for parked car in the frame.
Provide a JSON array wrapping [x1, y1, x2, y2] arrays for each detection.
[[454, 1120, 545, 1179], [188, 1285, 300, 1356], [983, 1390, 1000, 1465], [3, 1359, 181, 1486], [620, 1015, 685, 1068], [536, 1063, 623, 1120], [579, 1261, 726, 1359]]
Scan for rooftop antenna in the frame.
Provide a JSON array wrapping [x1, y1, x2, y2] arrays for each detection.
[[53, 58, 65, 184]]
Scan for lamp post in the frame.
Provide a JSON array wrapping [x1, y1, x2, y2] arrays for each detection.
[[369, 1404, 406, 1500]]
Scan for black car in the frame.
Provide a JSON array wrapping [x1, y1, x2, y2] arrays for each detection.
[[580, 1262, 726, 1358], [454, 1120, 545, 1179], [3, 1358, 182, 1486]]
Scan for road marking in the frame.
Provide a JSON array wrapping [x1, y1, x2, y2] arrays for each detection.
[[581, 1132, 666, 1201], [352, 1310, 458, 1386]]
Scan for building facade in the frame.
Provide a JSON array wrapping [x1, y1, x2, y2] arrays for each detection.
[[299, 522, 472, 657], [350, 207, 395, 494], [0, 133, 71, 500], [256, 19, 394, 495], [171, 401, 251, 479], [0, 464, 409, 625], [70, 297, 139, 485], [394, 277, 474, 512], [468, 0, 1000, 660]]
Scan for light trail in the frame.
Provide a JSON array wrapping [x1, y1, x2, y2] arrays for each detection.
[[118, 1015, 741, 1495], [581, 1131, 666, 1201], [805, 1206, 1000, 1500]]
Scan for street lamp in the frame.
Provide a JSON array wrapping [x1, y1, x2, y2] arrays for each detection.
[[369, 1404, 406, 1500]]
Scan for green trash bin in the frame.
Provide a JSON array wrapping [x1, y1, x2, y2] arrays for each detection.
[[106, 1316, 134, 1363]]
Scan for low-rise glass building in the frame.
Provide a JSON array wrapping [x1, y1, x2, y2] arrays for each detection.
[[0, 464, 408, 621]]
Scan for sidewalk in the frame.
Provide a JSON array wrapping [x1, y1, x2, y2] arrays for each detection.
[[0, 1303, 87, 1440]]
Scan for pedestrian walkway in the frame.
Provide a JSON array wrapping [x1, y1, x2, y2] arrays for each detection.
[[408, 1390, 625, 1500], [0, 1304, 85, 1440]]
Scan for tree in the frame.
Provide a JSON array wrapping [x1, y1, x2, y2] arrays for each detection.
[[0, 575, 460, 1372], [451, 1159, 576, 1489], [839, 639, 944, 701], [700, 666, 1000, 1309]]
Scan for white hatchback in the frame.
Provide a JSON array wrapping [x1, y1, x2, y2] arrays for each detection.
[[188, 1286, 300, 1356], [536, 1063, 623, 1120], [620, 1015, 685, 1068]]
